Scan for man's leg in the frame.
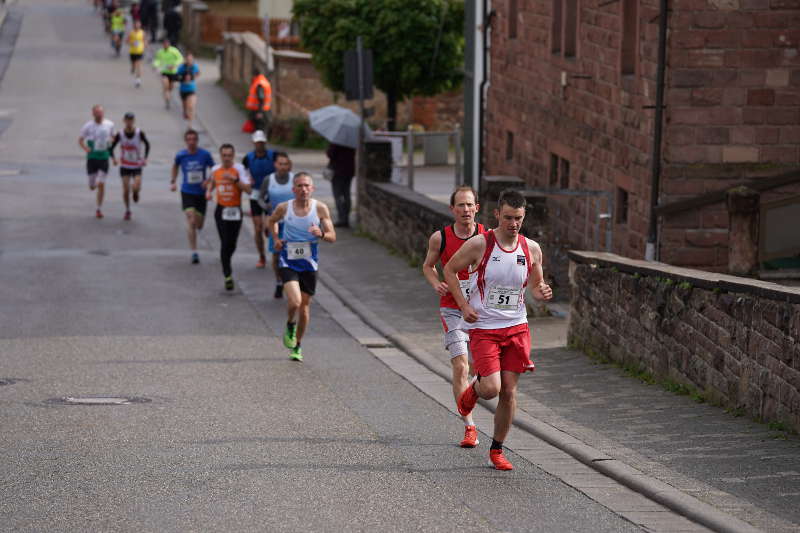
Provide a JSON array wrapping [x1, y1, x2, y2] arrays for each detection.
[[186, 93, 197, 122], [161, 76, 171, 106], [252, 215, 265, 265], [96, 181, 105, 209], [121, 175, 131, 211], [185, 210, 198, 250], [451, 355, 473, 421], [284, 280, 301, 324], [493, 371, 520, 443], [295, 292, 312, 346], [132, 173, 142, 202]]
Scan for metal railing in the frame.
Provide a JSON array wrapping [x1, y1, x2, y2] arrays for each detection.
[[371, 129, 463, 191]]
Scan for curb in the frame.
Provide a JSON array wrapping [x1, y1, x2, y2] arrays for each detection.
[[317, 270, 762, 533]]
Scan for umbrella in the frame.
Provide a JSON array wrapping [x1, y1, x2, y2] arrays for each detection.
[[308, 105, 371, 149]]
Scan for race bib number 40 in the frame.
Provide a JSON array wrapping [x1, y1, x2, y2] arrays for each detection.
[[221, 207, 242, 221], [486, 287, 522, 311], [286, 241, 311, 261]]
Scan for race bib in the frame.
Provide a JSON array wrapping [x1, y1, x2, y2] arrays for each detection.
[[187, 170, 204, 184], [459, 279, 471, 300], [486, 287, 522, 311], [94, 138, 108, 151], [133, 40, 142, 48], [221, 207, 242, 221], [286, 241, 311, 261]]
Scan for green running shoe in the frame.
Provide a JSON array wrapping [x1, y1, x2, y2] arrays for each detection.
[[224, 276, 234, 291], [289, 345, 303, 361], [283, 323, 297, 349]]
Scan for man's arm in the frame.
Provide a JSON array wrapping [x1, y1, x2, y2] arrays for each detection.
[[257, 178, 270, 211], [78, 136, 90, 153], [170, 161, 179, 191], [527, 239, 553, 301], [140, 131, 151, 162], [422, 231, 448, 297], [310, 202, 336, 243], [443, 237, 485, 323], [205, 177, 215, 200], [266, 203, 288, 248]]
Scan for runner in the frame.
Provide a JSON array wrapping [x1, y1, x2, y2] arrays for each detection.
[[266, 173, 336, 361], [241, 130, 275, 270], [206, 144, 252, 291], [176, 52, 199, 125], [109, 112, 150, 221], [109, 5, 125, 57], [257, 152, 293, 298], [444, 189, 553, 471], [127, 19, 146, 87], [78, 105, 116, 219], [152, 38, 183, 109], [171, 129, 215, 264], [422, 186, 485, 448]]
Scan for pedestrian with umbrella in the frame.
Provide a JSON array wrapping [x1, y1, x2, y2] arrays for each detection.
[[309, 105, 371, 228]]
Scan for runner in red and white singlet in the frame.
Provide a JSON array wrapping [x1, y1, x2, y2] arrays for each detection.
[[422, 186, 485, 448], [444, 189, 552, 470]]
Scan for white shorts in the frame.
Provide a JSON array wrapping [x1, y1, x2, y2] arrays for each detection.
[[440, 307, 469, 359]]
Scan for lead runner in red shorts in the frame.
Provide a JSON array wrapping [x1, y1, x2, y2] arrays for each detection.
[[444, 189, 553, 471]]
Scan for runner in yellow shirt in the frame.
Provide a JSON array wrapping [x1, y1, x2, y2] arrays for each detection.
[[110, 6, 125, 57], [127, 20, 146, 88]]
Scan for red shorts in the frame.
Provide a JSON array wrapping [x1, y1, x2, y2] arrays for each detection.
[[469, 323, 534, 377]]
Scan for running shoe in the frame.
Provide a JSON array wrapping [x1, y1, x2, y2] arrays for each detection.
[[256, 257, 266, 269], [289, 345, 303, 361], [456, 376, 478, 417], [274, 284, 283, 299], [489, 449, 513, 471], [283, 323, 297, 349], [224, 276, 234, 291], [133, 190, 139, 203], [95, 209, 103, 219], [135, 78, 141, 88], [123, 211, 131, 221], [191, 252, 199, 264], [460, 425, 479, 448]]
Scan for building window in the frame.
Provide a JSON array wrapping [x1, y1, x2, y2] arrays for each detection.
[[506, 131, 515, 161], [616, 187, 629, 224], [550, 153, 571, 188], [621, 0, 638, 75], [551, 0, 562, 54], [552, 0, 579, 58], [549, 153, 559, 185], [509, 0, 518, 39]]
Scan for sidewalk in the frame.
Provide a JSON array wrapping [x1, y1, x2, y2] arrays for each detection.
[[194, 57, 800, 532]]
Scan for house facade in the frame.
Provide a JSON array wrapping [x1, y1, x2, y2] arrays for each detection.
[[485, 0, 800, 271]]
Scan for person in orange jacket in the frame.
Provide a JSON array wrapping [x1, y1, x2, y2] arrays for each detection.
[[246, 68, 272, 134]]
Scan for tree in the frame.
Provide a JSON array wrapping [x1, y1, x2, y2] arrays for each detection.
[[293, 0, 464, 131]]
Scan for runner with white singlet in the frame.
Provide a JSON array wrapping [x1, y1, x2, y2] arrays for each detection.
[[109, 112, 150, 221], [78, 105, 116, 219], [444, 188, 553, 471]]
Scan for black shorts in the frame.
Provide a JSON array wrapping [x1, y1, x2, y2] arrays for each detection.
[[130, 53, 143, 62], [250, 199, 265, 217], [86, 159, 109, 175], [180, 90, 195, 101], [181, 192, 207, 216], [120, 167, 142, 177], [279, 268, 317, 296], [162, 73, 179, 82]]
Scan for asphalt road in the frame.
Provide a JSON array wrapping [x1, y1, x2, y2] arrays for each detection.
[[0, 1, 645, 531]]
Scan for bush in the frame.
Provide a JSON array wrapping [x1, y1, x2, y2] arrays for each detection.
[[269, 117, 328, 150]]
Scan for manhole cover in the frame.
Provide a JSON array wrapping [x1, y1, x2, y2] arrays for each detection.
[[47, 396, 151, 406]]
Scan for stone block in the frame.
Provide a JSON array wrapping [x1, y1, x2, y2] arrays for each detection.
[[722, 145, 759, 163], [766, 69, 791, 87]]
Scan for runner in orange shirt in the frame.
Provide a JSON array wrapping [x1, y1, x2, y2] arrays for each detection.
[[205, 143, 252, 291]]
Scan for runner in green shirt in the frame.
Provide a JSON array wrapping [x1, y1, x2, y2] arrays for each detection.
[[110, 7, 125, 57], [152, 38, 184, 109]]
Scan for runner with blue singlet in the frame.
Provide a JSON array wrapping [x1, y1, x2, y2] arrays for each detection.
[[170, 129, 215, 264], [257, 152, 294, 298], [242, 130, 276, 270], [266, 172, 336, 361]]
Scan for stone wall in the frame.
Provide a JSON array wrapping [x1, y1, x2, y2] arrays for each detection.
[[569, 250, 800, 433]]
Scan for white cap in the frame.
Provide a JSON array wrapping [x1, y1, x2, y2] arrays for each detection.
[[252, 130, 267, 143]]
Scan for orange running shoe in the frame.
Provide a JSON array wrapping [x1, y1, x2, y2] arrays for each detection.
[[460, 425, 479, 448], [256, 257, 266, 269], [489, 449, 513, 471], [456, 376, 478, 417]]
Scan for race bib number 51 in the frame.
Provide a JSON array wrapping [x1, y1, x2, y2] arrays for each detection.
[[287, 241, 311, 261], [459, 279, 471, 300], [486, 287, 522, 310]]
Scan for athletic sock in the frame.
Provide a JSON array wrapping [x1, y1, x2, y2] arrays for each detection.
[[287, 321, 295, 329], [490, 439, 503, 451], [464, 417, 475, 426]]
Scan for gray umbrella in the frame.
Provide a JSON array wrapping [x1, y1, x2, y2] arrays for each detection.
[[308, 105, 371, 149]]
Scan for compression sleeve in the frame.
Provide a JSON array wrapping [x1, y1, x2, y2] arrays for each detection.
[[140, 131, 151, 158], [109, 133, 121, 157]]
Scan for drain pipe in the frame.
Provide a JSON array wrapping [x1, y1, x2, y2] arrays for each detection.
[[477, 1, 494, 188], [645, 0, 669, 262]]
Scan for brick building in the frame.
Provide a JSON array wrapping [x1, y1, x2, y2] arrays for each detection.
[[484, 0, 800, 272]]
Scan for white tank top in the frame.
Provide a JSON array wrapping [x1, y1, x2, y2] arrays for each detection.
[[465, 231, 534, 330], [119, 128, 144, 169]]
